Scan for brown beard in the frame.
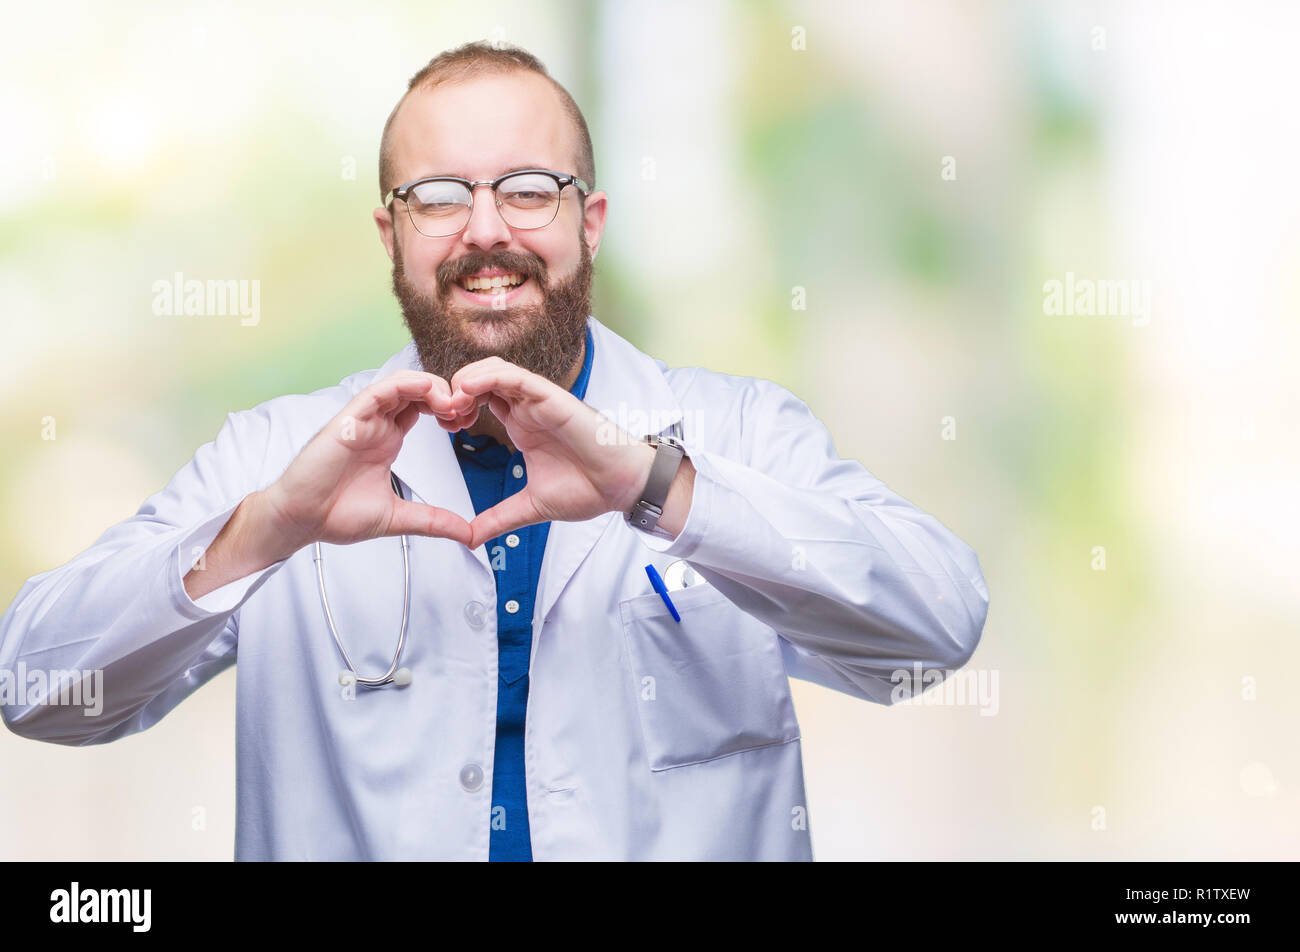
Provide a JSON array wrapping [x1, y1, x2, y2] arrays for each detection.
[[391, 229, 592, 387]]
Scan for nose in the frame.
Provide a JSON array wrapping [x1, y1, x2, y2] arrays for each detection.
[[459, 183, 512, 251]]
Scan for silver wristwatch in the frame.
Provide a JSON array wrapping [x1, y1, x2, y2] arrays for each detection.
[[626, 434, 686, 534]]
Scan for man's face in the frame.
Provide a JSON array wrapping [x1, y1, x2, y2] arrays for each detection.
[[374, 71, 607, 385]]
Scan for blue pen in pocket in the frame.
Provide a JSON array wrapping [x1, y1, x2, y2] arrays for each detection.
[[644, 564, 681, 623]]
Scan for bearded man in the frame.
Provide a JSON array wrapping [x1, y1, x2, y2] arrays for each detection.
[[0, 41, 989, 862]]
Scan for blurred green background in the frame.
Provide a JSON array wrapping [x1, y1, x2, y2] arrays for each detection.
[[1, 0, 1297, 859]]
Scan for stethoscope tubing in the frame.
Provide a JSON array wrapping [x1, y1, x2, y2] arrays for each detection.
[[313, 472, 412, 688]]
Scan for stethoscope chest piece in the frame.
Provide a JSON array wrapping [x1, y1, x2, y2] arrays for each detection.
[[662, 559, 705, 592]]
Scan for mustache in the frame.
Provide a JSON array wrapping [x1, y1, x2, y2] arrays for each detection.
[[436, 250, 548, 295]]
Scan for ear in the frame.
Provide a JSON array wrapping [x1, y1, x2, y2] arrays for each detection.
[[581, 190, 608, 261], [374, 206, 396, 262]]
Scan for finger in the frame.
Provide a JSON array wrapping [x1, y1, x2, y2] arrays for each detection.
[[432, 404, 478, 432], [442, 403, 482, 432], [363, 371, 436, 417], [457, 367, 529, 402], [394, 401, 423, 437], [448, 355, 508, 395], [434, 414, 464, 432], [387, 500, 473, 547], [445, 389, 494, 430], [446, 384, 493, 417], [448, 358, 539, 413], [424, 376, 457, 417], [468, 489, 542, 549]]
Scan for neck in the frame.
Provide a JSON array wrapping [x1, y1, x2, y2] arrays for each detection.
[[463, 334, 588, 452]]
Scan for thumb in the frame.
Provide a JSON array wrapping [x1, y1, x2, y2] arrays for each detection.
[[468, 489, 542, 549], [386, 499, 473, 547]]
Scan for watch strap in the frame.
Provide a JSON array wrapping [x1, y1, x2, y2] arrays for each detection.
[[627, 436, 685, 533]]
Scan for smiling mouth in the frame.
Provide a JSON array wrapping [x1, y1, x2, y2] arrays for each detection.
[[455, 272, 528, 295]]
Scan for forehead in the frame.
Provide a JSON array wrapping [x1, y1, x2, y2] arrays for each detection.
[[388, 70, 575, 183]]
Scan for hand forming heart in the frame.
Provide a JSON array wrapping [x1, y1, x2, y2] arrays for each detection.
[[260, 360, 687, 557], [435, 356, 660, 549]]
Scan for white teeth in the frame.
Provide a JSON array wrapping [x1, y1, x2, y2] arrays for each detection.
[[461, 273, 524, 292]]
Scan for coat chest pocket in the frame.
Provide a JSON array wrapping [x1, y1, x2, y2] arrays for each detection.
[[619, 583, 800, 771]]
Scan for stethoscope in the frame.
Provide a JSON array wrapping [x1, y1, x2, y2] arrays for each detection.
[[314, 471, 413, 689]]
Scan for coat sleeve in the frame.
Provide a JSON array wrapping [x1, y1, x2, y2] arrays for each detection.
[[631, 377, 989, 705], [0, 405, 292, 745]]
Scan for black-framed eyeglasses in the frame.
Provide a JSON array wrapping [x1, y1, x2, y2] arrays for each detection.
[[384, 168, 590, 238]]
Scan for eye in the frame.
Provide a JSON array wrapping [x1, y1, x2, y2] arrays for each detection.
[[410, 181, 472, 211]]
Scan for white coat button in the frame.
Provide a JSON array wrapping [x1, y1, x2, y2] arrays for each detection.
[[504, 599, 520, 614], [459, 763, 484, 792], [464, 601, 486, 628], [511, 464, 524, 479], [505, 534, 520, 548]]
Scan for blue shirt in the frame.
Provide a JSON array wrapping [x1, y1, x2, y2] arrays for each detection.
[[449, 324, 594, 862]]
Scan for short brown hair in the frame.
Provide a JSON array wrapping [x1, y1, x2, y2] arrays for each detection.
[[378, 41, 596, 204]]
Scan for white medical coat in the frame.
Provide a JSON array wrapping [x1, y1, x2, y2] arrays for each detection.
[[0, 315, 989, 860]]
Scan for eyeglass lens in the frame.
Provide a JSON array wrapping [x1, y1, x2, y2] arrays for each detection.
[[405, 172, 563, 236]]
